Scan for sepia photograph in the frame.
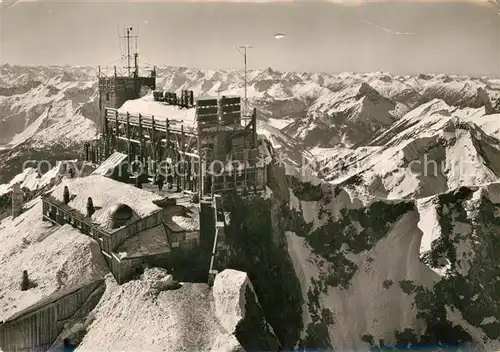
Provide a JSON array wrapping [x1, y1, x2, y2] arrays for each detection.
[[1, 0, 500, 351]]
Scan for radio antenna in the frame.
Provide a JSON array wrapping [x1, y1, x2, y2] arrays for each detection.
[[119, 26, 138, 77]]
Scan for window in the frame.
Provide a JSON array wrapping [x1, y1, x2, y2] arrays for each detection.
[[106, 92, 110, 101]]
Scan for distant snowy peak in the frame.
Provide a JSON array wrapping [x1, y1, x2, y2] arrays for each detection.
[[321, 101, 500, 200], [151, 66, 499, 109], [419, 80, 491, 110], [0, 66, 97, 148], [369, 99, 484, 146], [312, 82, 397, 126], [286, 82, 398, 148]]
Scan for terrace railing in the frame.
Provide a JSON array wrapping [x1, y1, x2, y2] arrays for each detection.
[[41, 195, 163, 284], [105, 108, 197, 135]]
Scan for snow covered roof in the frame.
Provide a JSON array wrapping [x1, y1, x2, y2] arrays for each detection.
[[0, 200, 109, 321], [115, 225, 170, 259], [118, 95, 196, 124], [91, 152, 127, 177], [162, 204, 200, 233], [170, 214, 199, 232], [3, 280, 104, 324], [50, 175, 162, 229], [195, 94, 239, 101]]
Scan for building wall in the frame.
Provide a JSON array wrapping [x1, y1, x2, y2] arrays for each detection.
[[112, 252, 172, 284], [0, 281, 104, 352], [99, 79, 134, 114], [164, 224, 200, 250], [99, 77, 152, 138], [98, 76, 156, 127]]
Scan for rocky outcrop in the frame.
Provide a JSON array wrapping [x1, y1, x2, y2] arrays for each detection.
[[414, 185, 500, 349], [213, 269, 280, 351], [217, 192, 304, 349], [76, 269, 244, 351]]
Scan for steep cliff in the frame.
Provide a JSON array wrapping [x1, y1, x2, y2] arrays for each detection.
[[213, 148, 500, 350]]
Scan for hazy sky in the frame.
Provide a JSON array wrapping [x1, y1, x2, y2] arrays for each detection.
[[1, 0, 499, 76]]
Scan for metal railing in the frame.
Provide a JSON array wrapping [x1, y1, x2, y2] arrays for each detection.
[[208, 194, 223, 283]]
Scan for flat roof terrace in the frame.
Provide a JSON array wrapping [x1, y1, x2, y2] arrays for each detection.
[[108, 94, 247, 135], [50, 175, 162, 231], [118, 95, 197, 124]]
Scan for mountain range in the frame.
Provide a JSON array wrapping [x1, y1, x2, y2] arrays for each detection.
[[1, 64, 500, 350]]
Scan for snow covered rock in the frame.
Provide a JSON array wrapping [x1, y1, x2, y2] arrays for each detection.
[[281, 174, 429, 349], [214, 159, 500, 350], [410, 184, 500, 350], [142, 267, 181, 294], [76, 272, 244, 352], [213, 269, 281, 351]]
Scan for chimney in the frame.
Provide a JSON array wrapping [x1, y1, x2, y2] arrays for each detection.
[[12, 183, 23, 219], [63, 186, 70, 205], [86, 197, 95, 218], [21, 270, 30, 291]]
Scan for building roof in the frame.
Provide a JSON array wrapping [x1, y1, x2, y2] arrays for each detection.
[[163, 204, 200, 233], [195, 94, 240, 101], [0, 200, 109, 322], [50, 175, 162, 229], [171, 214, 199, 232], [115, 225, 170, 259], [1, 280, 104, 325], [92, 152, 128, 177], [118, 95, 197, 124]]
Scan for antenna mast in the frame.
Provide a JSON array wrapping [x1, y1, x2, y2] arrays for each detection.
[[119, 26, 138, 77], [134, 26, 139, 77], [236, 45, 252, 119]]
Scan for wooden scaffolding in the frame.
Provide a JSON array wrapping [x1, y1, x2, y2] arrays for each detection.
[[101, 94, 266, 199]]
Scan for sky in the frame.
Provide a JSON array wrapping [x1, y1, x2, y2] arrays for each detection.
[[0, 0, 499, 76]]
